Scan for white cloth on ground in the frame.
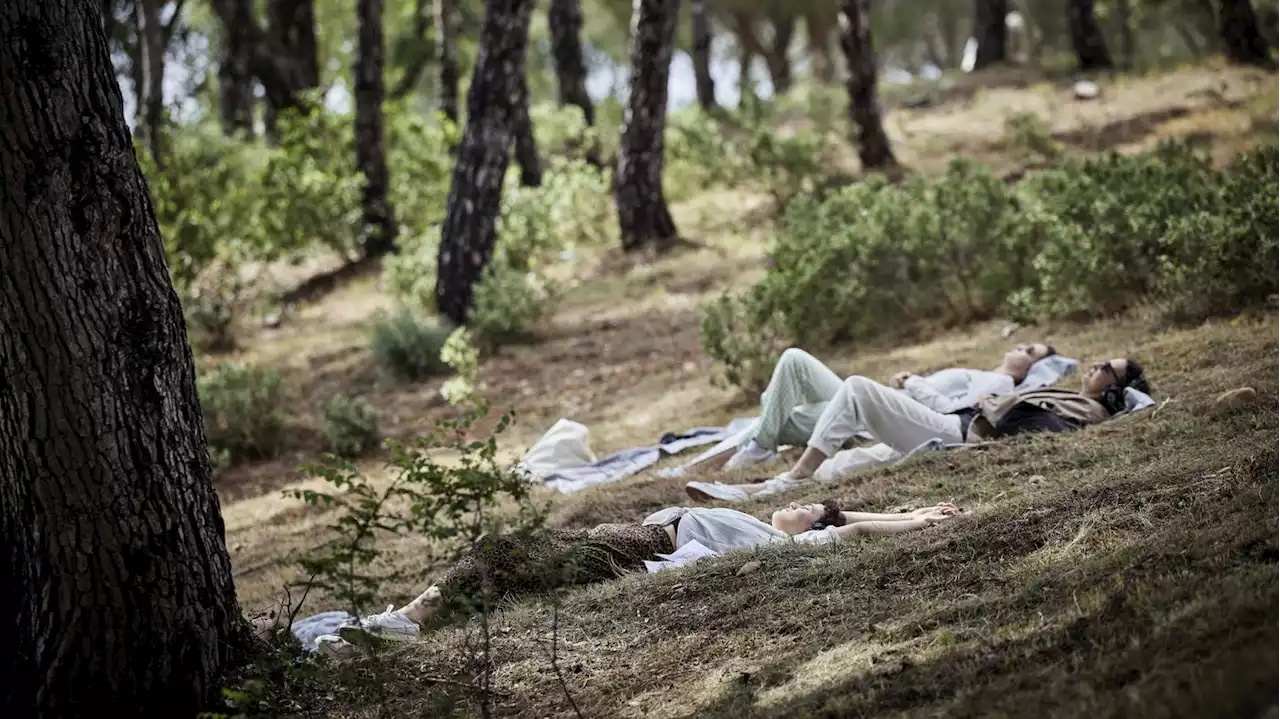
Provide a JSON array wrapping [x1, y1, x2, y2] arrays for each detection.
[[513, 419, 596, 480], [290, 611, 356, 652], [639, 506, 838, 571], [642, 540, 720, 572]]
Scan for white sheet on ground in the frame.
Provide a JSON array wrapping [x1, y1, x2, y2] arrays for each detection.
[[290, 611, 355, 651], [513, 419, 596, 480], [643, 540, 720, 573]]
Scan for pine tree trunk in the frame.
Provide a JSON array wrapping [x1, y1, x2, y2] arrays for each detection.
[[1218, 0, 1276, 67], [512, 75, 543, 187], [972, 0, 1008, 69], [1067, 0, 1113, 71], [211, 0, 266, 139], [356, 0, 398, 257], [265, 0, 320, 143], [434, 0, 535, 326], [692, 0, 718, 108], [549, 0, 596, 124], [615, 0, 681, 253], [134, 0, 166, 162], [436, 0, 461, 123], [765, 13, 795, 94], [0, 1, 250, 715], [839, 0, 897, 170]]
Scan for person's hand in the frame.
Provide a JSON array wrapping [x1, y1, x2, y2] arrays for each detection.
[[890, 371, 914, 389], [921, 510, 959, 525], [912, 502, 959, 517]]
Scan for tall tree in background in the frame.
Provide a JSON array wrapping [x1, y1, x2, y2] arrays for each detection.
[[512, 74, 543, 186], [133, 0, 166, 161], [437, 0, 461, 123], [972, 0, 1008, 68], [1066, 0, 1113, 70], [215, 0, 256, 138], [839, 0, 897, 169], [0, 0, 250, 714], [434, 0, 535, 325], [615, 0, 681, 252], [355, 0, 398, 256], [391, 0, 433, 99], [691, 0, 718, 109], [265, 0, 320, 141], [549, 0, 596, 124], [1217, 0, 1276, 67]]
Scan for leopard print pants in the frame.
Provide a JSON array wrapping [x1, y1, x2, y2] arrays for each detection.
[[433, 522, 674, 618]]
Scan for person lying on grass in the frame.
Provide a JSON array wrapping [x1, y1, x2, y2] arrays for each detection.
[[690, 343, 1059, 474], [322, 500, 962, 653], [695, 357, 1150, 500]]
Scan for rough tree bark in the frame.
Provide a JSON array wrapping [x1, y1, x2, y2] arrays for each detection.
[[436, 0, 461, 123], [264, 0, 320, 142], [691, 0, 718, 108], [133, 0, 166, 162], [838, 0, 897, 170], [1217, 0, 1276, 68], [215, 0, 256, 138], [356, 0, 398, 257], [0, 1, 250, 715], [434, 0, 535, 326], [1066, 0, 1113, 71], [972, 0, 1008, 69], [512, 75, 543, 187], [615, 0, 681, 253]]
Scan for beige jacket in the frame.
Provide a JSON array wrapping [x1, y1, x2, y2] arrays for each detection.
[[967, 387, 1111, 441]]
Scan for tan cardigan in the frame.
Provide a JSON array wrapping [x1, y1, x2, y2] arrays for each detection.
[[966, 387, 1111, 441]]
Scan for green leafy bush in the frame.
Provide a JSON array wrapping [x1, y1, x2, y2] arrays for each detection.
[[699, 287, 790, 396], [469, 250, 558, 344], [321, 395, 381, 458], [387, 104, 458, 241], [371, 310, 453, 381], [198, 364, 287, 463]]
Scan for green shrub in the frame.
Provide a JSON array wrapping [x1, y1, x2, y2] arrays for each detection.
[[699, 287, 790, 396], [469, 251, 558, 344], [386, 104, 458, 240], [321, 395, 381, 458], [1004, 112, 1063, 163], [198, 364, 287, 463], [371, 310, 453, 381]]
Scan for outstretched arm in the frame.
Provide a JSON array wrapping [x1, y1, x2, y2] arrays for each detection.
[[828, 507, 958, 538], [838, 503, 958, 524]]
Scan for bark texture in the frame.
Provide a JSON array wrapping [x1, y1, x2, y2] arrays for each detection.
[[838, 0, 897, 170], [436, 0, 461, 123], [1218, 0, 1276, 67], [356, 0, 398, 257], [434, 0, 535, 326], [691, 0, 717, 108], [216, 0, 256, 138], [1066, 0, 1113, 71], [615, 0, 681, 252], [972, 0, 1008, 69], [512, 74, 543, 187], [0, 1, 247, 715], [133, 0, 166, 162]]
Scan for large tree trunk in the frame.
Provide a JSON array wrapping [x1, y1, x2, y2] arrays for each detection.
[[216, 0, 256, 138], [434, 0, 535, 326], [692, 0, 718, 108], [972, 0, 1008, 69], [1218, 0, 1276, 67], [264, 0, 320, 142], [1066, 0, 1113, 71], [549, 0, 596, 124], [0, 1, 250, 715], [615, 0, 681, 252], [355, 0, 398, 257], [512, 75, 543, 187], [436, 0, 461, 123], [133, 0, 166, 163], [839, 0, 897, 170]]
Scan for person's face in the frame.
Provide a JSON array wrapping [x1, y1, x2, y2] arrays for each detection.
[[771, 502, 825, 534], [1081, 358, 1129, 396], [1003, 343, 1051, 376]]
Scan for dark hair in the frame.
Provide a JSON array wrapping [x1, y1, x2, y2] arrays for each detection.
[[811, 501, 847, 530], [1044, 344, 1058, 358], [1100, 358, 1151, 414]]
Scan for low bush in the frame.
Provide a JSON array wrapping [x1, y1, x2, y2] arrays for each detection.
[[321, 395, 381, 458], [198, 364, 288, 463], [370, 310, 453, 381]]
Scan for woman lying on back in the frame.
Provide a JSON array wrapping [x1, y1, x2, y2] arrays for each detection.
[[328, 500, 961, 651]]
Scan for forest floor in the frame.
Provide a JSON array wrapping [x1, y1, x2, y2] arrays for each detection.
[[216, 62, 1279, 718]]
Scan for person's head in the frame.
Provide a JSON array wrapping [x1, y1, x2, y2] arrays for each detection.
[[770, 500, 846, 535], [999, 342, 1056, 383], [1081, 358, 1150, 413]]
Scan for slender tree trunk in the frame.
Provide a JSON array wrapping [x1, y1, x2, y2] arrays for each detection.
[[434, 0, 535, 326], [973, 0, 1008, 68], [134, 0, 166, 163], [436, 0, 461, 124], [549, 0, 596, 124], [1217, 0, 1276, 67], [692, 0, 718, 108], [839, 0, 897, 170], [215, 0, 256, 139], [615, 0, 681, 252], [0, 1, 250, 715], [1067, 0, 1114, 71], [355, 0, 397, 257], [512, 74, 543, 187], [265, 0, 319, 143], [765, 13, 795, 93]]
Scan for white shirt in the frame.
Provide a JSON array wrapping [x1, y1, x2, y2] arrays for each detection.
[[903, 368, 1014, 414], [641, 507, 839, 553]]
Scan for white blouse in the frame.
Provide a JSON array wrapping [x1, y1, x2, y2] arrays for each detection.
[[641, 507, 839, 554]]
